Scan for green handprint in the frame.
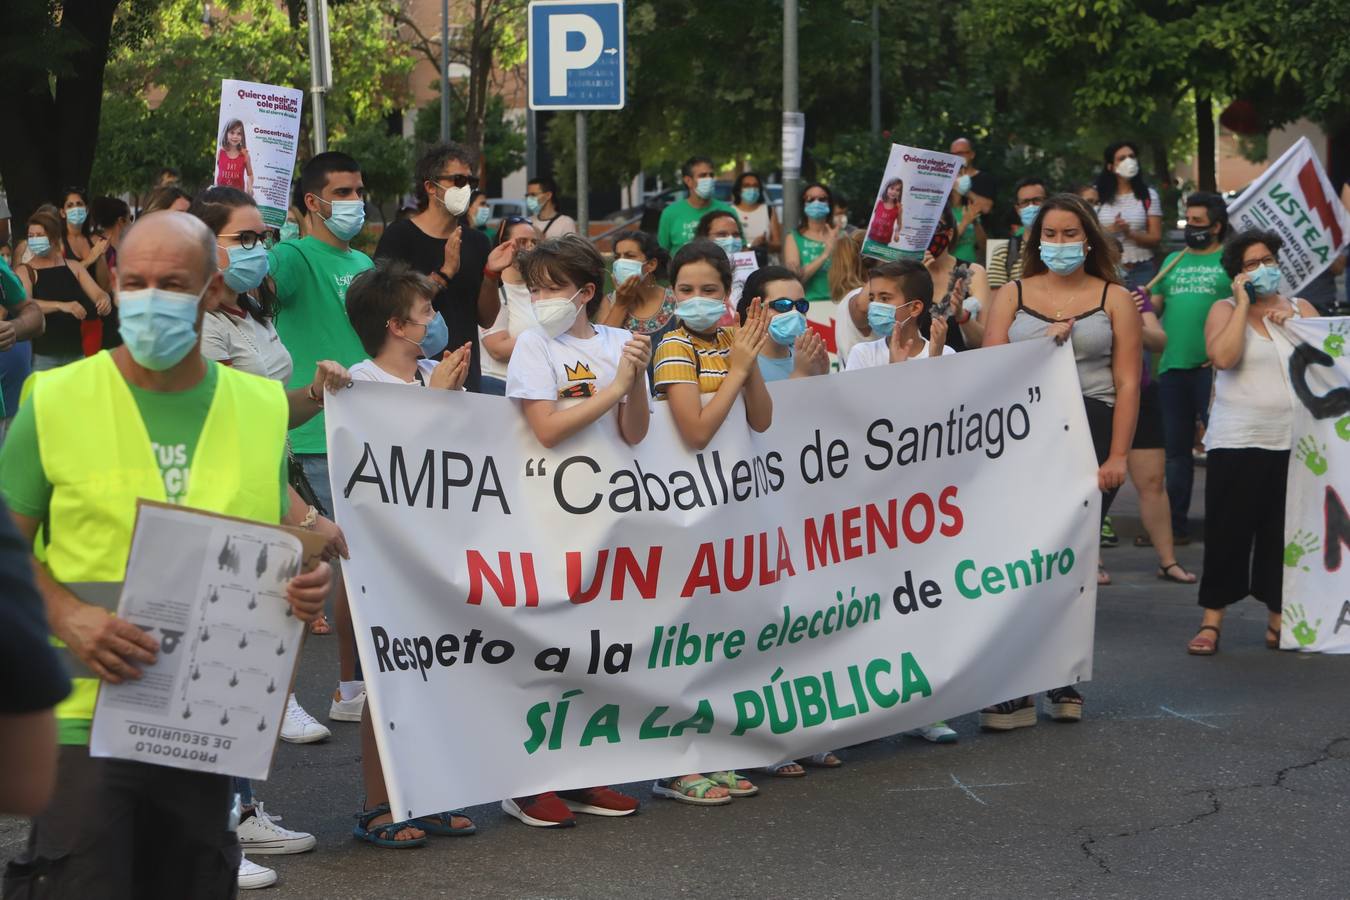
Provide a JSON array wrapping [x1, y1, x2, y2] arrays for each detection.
[[1284, 603, 1321, 648], [1337, 415, 1350, 443], [1283, 530, 1320, 570], [1323, 322, 1348, 358], [1295, 435, 1328, 476]]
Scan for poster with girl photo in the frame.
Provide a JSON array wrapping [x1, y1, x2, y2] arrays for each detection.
[[212, 79, 304, 227], [861, 144, 964, 262]]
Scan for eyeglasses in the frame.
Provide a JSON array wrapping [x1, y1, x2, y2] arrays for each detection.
[[1015, 196, 1046, 208], [219, 229, 277, 250], [1241, 255, 1278, 272], [502, 215, 531, 227], [437, 173, 479, 189], [767, 298, 809, 314]]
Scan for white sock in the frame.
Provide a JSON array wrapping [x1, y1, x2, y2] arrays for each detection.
[[338, 680, 365, 701]]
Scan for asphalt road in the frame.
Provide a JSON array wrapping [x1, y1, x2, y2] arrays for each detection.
[[5, 472, 1349, 899]]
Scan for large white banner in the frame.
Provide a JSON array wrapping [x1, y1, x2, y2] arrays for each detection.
[[327, 339, 1100, 817], [1273, 317, 1350, 652], [1228, 137, 1350, 296], [213, 79, 304, 228]]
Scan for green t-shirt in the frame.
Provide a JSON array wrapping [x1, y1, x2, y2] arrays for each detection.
[[0, 361, 288, 520], [952, 206, 979, 264], [1156, 249, 1229, 373], [791, 231, 833, 301], [657, 198, 737, 254], [268, 236, 373, 454], [0, 257, 28, 419]]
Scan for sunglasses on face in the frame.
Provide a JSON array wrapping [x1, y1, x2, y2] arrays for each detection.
[[767, 297, 809, 314], [219, 229, 277, 250], [437, 173, 479, 189]]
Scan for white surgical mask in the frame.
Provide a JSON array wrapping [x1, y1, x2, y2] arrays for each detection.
[[533, 288, 584, 338], [1115, 157, 1139, 179]]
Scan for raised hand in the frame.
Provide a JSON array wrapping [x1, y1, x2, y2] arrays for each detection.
[[621, 333, 653, 373], [430, 342, 472, 390], [928, 315, 948, 356], [888, 323, 917, 364], [486, 239, 516, 276], [441, 228, 463, 279], [792, 328, 829, 377], [614, 270, 644, 308], [729, 297, 769, 375]]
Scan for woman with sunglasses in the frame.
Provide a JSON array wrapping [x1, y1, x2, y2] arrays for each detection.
[[374, 143, 493, 392], [737, 266, 829, 383], [478, 217, 540, 395]]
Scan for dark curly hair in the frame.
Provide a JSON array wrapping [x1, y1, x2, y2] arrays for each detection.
[[1221, 228, 1283, 279]]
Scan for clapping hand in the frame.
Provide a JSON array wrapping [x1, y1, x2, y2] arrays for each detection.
[[792, 328, 830, 377], [441, 229, 463, 279], [430, 342, 472, 390], [729, 297, 769, 375]]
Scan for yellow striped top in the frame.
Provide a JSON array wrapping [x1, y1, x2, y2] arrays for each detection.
[[653, 326, 734, 396]]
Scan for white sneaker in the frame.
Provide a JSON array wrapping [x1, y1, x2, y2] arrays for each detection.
[[279, 695, 331, 744], [237, 802, 317, 855], [907, 721, 959, 744], [238, 855, 277, 890], [328, 688, 366, 723]]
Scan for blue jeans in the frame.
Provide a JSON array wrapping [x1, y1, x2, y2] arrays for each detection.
[[477, 375, 507, 396], [1122, 258, 1158, 292], [296, 453, 333, 518], [1159, 367, 1214, 536]]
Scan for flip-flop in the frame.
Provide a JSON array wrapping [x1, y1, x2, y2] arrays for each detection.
[[353, 804, 427, 848], [651, 776, 732, 806], [1157, 563, 1197, 584], [763, 760, 807, 777], [1187, 625, 1220, 656], [802, 751, 843, 768]]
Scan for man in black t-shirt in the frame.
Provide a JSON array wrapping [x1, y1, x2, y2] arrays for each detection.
[[0, 493, 69, 815], [374, 143, 494, 392]]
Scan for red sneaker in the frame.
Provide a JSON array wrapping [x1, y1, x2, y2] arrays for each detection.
[[557, 785, 639, 817], [502, 792, 576, 827]]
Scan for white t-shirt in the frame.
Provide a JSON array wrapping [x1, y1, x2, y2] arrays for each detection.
[[1097, 187, 1161, 265], [834, 287, 867, 367], [479, 281, 537, 380], [846, 335, 955, 370], [350, 358, 439, 386], [201, 307, 293, 383], [506, 324, 650, 406], [532, 214, 578, 237]]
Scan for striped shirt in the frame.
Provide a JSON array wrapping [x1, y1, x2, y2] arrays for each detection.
[[1096, 187, 1161, 265], [653, 326, 734, 395]]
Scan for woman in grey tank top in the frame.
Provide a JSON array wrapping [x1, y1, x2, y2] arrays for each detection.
[[980, 194, 1143, 730]]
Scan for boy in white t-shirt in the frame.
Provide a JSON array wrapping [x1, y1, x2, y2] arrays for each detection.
[[845, 259, 955, 370], [503, 234, 650, 827], [342, 261, 476, 849], [345, 261, 471, 388]]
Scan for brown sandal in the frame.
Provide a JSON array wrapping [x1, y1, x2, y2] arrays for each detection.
[[1265, 626, 1279, 650], [1187, 624, 1220, 655], [1157, 562, 1197, 584]]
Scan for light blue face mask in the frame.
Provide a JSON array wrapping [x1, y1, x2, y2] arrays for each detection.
[[27, 236, 52, 256], [867, 302, 898, 336], [612, 258, 644, 285], [768, 310, 807, 346], [525, 195, 542, 216], [118, 286, 205, 371], [714, 236, 743, 257], [318, 198, 365, 241], [1018, 205, 1041, 229], [741, 186, 761, 205], [411, 311, 450, 357], [221, 244, 269, 293], [956, 174, 972, 196], [66, 206, 88, 227], [675, 297, 726, 332], [473, 206, 491, 228], [694, 177, 715, 200], [1040, 241, 1086, 275], [1248, 264, 1282, 295], [279, 221, 301, 242], [804, 200, 831, 221]]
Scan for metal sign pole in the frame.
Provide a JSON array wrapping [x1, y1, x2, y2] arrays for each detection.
[[576, 111, 589, 236]]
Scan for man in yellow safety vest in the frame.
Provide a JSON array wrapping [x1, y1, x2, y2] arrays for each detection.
[[0, 211, 331, 899]]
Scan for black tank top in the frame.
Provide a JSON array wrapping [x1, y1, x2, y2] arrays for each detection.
[[29, 263, 94, 358]]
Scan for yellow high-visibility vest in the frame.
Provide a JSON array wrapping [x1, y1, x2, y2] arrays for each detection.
[[31, 351, 287, 744]]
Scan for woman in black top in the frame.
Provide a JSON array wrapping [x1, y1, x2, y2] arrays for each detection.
[[16, 209, 110, 370]]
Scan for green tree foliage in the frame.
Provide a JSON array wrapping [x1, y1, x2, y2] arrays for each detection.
[[414, 92, 526, 183], [90, 0, 415, 198]]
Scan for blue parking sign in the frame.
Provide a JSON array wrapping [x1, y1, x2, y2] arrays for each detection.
[[528, 1, 625, 110]]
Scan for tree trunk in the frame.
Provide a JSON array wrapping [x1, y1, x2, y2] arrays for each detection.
[[1195, 94, 1216, 192], [0, 0, 119, 228]]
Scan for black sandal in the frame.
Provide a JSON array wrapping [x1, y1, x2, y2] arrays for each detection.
[[1266, 626, 1279, 650], [1157, 562, 1196, 584]]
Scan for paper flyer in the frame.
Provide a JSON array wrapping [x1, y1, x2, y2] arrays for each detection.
[[862, 144, 964, 262], [91, 502, 326, 780], [213, 79, 304, 228]]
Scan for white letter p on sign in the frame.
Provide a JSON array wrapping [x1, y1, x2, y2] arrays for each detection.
[[548, 14, 603, 97]]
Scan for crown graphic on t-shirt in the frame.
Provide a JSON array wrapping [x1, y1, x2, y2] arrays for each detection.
[[564, 361, 597, 382]]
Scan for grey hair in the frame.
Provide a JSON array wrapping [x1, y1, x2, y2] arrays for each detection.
[[123, 210, 219, 285]]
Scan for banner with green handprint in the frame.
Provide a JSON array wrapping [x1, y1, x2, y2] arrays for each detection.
[[1272, 318, 1350, 652]]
